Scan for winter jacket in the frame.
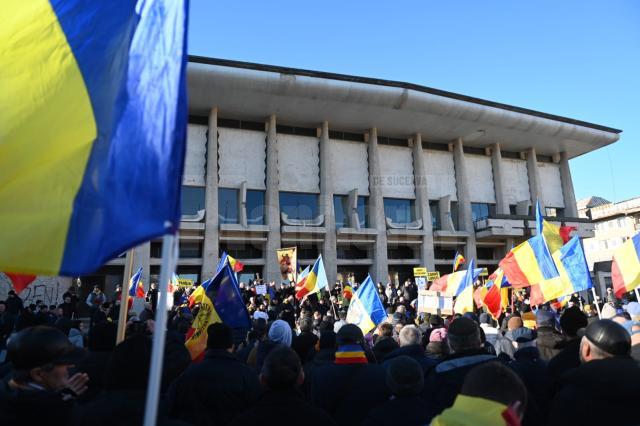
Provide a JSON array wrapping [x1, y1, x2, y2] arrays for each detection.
[[509, 346, 552, 425], [383, 344, 437, 374], [292, 331, 319, 363], [363, 395, 432, 426], [535, 326, 564, 361], [547, 337, 581, 388], [68, 328, 84, 348], [549, 356, 640, 426], [422, 349, 497, 420], [309, 362, 390, 426], [167, 349, 262, 426], [229, 388, 335, 426], [372, 336, 399, 362], [0, 379, 74, 426], [494, 331, 516, 360]]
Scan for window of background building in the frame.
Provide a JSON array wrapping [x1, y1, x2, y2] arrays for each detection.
[[509, 204, 518, 215], [617, 217, 625, 228], [384, 198, 415, 224], [279, 192, 319, 221], [387, 245, 416, 259], [545, 207, 565, 217], [471, 203, 495, 222], [337, 245, 370, 259], [219, 243, 263, 259], [450, 202, 460, 230], [297, 246, 321, 260], [247, 190, 265, 225], [434, 247, 458, 259], [218, 188, 239, 224], [429, 201, 440, 230], [179, 241, 203, 258], [181, 186, 205, 216], [476, 247, 496, 259], [334, 195, 368, 228]]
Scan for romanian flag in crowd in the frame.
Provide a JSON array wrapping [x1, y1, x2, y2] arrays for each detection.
[[216, 252, 244, 274], [537, 236, 592, 302], [500, 202, 563, 288], [342, 285, 354, 300], [128, 267, 145, 298], [453, 252, 465, 272], [295, 255, 328, 300], [430, 268, 483, 296], [294, 266, 311, 299], [481, 268, 509, 320], [185, 264, 251, 361], [612, 233, 640, 298], [3, 273, 37, 294], [188, 279, 211, 308], [346, 275, 387, 334], [454, 259, 476, 314], [0, 0, 188, 276]]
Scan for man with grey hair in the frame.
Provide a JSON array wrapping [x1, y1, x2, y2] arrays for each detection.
[[549, 319, 640, 426], [383, 325, 436, 374], [422, 317, 496, 419]]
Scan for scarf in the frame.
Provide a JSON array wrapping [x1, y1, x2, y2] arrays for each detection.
[[335, 344, 368, 365]]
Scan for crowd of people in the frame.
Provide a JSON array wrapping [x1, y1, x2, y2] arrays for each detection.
[[1, 277, 640, 425]]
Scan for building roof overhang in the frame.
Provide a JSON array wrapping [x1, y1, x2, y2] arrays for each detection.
[[187, 56, 621, 159]]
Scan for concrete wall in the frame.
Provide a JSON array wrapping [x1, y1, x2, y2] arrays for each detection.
[[329, 139, 369, 195], [183, 124, 207, 186], [423, 150, 457, 201], [378, 145, 415, 199], [218, 128, 266, 189], [502, 158, 530, 205], [466, 154, 496, 203], [539, 162, 564, 208], [0, 274, 72, 306], [277, 134, 320, 193]]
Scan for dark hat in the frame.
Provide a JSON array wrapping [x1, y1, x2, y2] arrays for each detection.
[[319, 331, 337, 350], [336, 323, 364, 345], [578, 319, 631, 357], [511, 327, 537, 343], [8, 326, 86, 370], [463, 312, 479, 324], [385, 355, 424, 396], [536, 310, 555, 328], [448, 317, 479, 337]]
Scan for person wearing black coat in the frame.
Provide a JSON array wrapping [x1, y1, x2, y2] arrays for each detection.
[[383, 325, 437, 374], [549, 320, 640, 426], [229, 346, 335, 426], [292, 317, 319, 363], [372, 323, 399, 362], [167, 323, 262, 426], [363, 356, 431, 426], [302, 331, 336, 396], [547, 306, 588, 387], [309, 325, 390, 426], [422, 318, 496, 421]]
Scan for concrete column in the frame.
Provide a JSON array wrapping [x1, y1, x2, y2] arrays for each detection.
[[453, 138, 477, 260], [490, 143, 510, 215], [264, 115, 281, 283], [132, 241, 150, 312], [526, 147, 544, 211], [319, 122, 337, 285], [559, 151, 579, 217], [411, 134, 435, 270], [201, 108, 220, 279], [367, 128, 389, 283]]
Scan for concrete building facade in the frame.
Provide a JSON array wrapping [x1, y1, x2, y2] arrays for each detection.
[[81, 57, 621, 295]]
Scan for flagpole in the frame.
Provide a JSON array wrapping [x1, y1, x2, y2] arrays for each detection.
[[591, 287, 602, 319], [143, 233, 177, 426], [634, 288, 640, 303], [116, 249, 135, 344]]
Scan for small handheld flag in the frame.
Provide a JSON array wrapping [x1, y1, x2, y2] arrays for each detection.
[[128, 267, 145, 298], [295, 255, 328, 300], [454, 259, 476, 314], [453, 252, 465, 272], [346, 275, 386, 334]]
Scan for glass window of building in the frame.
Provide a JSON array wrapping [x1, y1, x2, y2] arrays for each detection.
[[509, 204, 518, 215], [181, 186, 205, 216], [218, 188, 239, 224], [334, 195, 369, 228], [471, 203, 495, 222], [429, 201, 440, 230], [450, 201, 460, 230], [384, 198, 415, 224], [246, 190, 265, 225], [356, 196, 369, 228], [279, 192, 319, 221], [179, 241, 203, 258]]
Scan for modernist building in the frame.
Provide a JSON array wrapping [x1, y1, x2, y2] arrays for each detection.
[[82, 56, 621, 294], [579, 196, 640, 295]]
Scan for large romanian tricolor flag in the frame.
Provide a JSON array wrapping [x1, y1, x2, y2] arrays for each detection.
[[216, 252, 244, 274], [453, 259, 476, 314], [0, 0, 188, 276], [481, 267, 510, 320], [295, 255, 328, 300], [346, 275, 387, 334], [612, 233, 640, 298], [185, 264, 251, 361], [537, 236, 592, 302]]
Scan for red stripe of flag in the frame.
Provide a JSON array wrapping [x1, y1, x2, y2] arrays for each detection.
[[499, 251, 531, 288]]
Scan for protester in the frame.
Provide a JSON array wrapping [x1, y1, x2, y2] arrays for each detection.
[[0, 326, 88, 426], [430, 362, 527, 426], [422, 317, 496, 418], [292, 316, 318, 362], [426, 327, 449, 359], [168, 322, 262, 425], [229, 347, 336, 426], [372, 322, 399, 361], [383, 325, 436, 374], [534, 310, 564, 361], [478, 313, 499, 346], [549, 319, 640, 426], [309, 324, 390, 426], [255, 319, 292, 373], [495, 315, 523, 360], [546, 306, 588, 384]]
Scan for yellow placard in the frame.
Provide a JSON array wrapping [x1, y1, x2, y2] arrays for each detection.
[[427, 271, 441, 281], [413, 267, 428, 277], [479, 268, 489, 277], [177, 278, 193, 287]]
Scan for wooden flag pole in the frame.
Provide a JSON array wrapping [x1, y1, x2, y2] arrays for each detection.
[[143, 233, 177, 426], [634, 288, 640, 303], [116, 249, 135, 344]]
